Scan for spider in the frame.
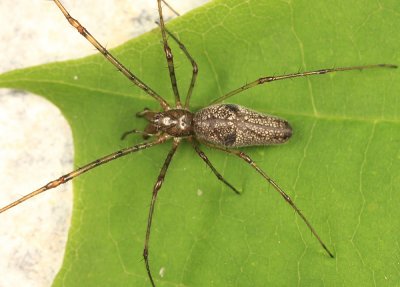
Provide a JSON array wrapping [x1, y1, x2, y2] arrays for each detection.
[[0, 0, 396, 286]]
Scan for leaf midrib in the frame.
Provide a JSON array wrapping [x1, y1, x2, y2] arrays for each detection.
[[1, 77, 398, 125]]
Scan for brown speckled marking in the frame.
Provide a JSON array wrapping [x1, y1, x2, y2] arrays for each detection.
[[193, 104, 292, 147]]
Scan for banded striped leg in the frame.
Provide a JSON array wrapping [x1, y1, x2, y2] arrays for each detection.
[[163, 27, 199, 109], [0, 136, 169, 214], [143, 139, 180, 287], [207, 145, 335, 258], [52, 0, 170, 110], [157, 0, 182, 107], [154, 21, 198, 108], [161, 0, 180, 16], [190, 140, 240, 194], [211, 64, 398, 104]]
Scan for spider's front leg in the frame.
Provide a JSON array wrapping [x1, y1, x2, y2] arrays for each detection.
[[143, 138, 181, 287]]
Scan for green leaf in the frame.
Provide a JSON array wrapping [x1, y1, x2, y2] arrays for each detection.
[[1, 0, 399, 286]]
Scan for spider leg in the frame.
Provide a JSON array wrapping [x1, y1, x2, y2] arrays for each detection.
[[156, 24, 198, 109], [211, 63, 397, 104], [161, 0, 180, 16], [143, 138, 180, 287], [189, 139, 240, 195], [205, 144, 334, 258], [0, 136, 170, 214], [157, 0, 182, 107], [52, 0, 170, 110]]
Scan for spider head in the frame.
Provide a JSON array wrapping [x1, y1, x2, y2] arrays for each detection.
[[137, 108, 194, 138]]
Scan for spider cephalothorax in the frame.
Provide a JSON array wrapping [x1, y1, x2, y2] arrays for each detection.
[[138, 108, 194, 137]]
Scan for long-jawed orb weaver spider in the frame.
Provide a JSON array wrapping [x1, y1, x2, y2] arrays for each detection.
[[0, 0, 397, 286]]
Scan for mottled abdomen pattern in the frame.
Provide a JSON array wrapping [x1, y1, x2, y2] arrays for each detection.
[[193, 104, 292, 148]]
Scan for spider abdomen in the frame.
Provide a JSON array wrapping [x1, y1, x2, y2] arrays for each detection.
[[193, 104, 292, 148]]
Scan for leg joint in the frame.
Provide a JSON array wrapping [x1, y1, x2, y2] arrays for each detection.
[[143, 248, 148, 259], [165, 46, 173, 60], [192, 63, 199, 73]]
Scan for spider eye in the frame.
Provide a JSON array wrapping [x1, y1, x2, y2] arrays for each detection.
[[178, 116, 187, 129], [162, 117, 172, 125]]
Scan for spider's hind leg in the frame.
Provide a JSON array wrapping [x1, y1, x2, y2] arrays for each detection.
[[205, 143, 335, 258], [190, 139, 240, 195]]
